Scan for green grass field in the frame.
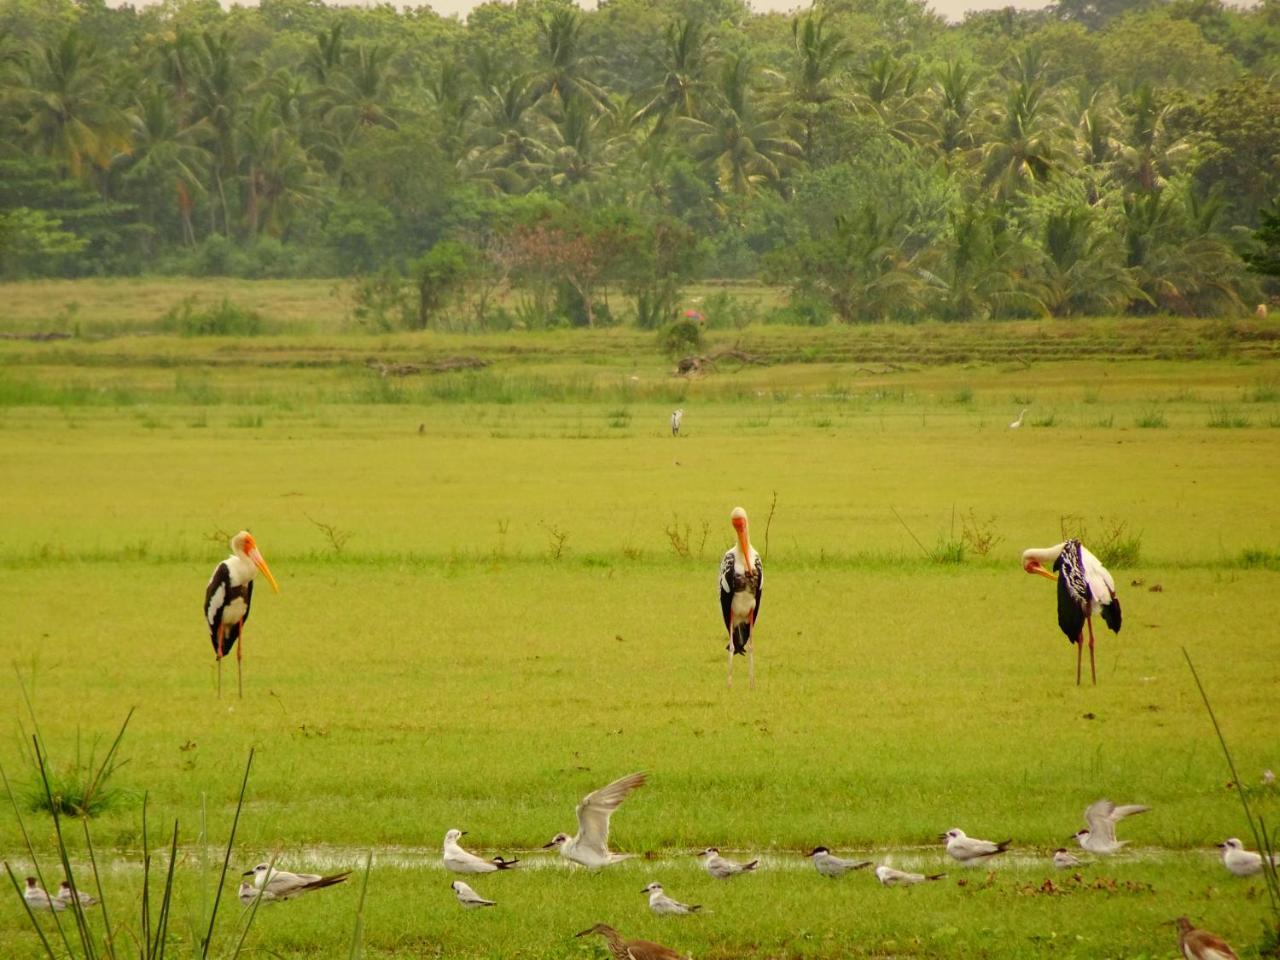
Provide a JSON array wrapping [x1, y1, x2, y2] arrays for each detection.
[[1, 297, 1278, 958]]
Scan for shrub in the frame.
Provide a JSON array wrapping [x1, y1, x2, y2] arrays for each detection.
[[161, 296, 265, 336], [659, 318, 703, 357]]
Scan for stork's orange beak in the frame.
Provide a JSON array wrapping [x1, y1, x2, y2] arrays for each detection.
[[249, 547, 280, 593], [1025, 561, 1057, 581], [733, 518, 750, 557]]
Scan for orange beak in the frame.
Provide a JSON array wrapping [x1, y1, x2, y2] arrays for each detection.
[[249, 547, 280, 593], [1026, 561, 1057, 581], [732, 518, 750, 558]]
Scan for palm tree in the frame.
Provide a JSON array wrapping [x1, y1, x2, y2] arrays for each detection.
[[925, 61, 979, 161], [189, 29, 252, 235], [850, 51, 926, 147], [632, 17, 716, 135], [980, 78, 1067, 201], [17, 28, 131, 187], [784, 12, 853, 160], [676, 55, 800, 197], [532, 9, 609, 118], [466, 75, 552, 193], [933, 202, 1042, 320], [1112, 84, 1190, 194], [238, 94, 319, 238], [426, 57, 476, 163], [543, 97, 624, 200], [1025, 186, 1141, 315], [124, 89, 213, 246]]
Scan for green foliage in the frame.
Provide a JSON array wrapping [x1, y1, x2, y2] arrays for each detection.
[[160, 295, 266, 336], [412, 239, 475, 330], [658, 317, 703, 357]]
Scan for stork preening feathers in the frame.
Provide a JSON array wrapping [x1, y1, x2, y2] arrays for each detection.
[[719, 507, 763, 688], [205, 530, 279, 698], [1022, 540, 1121, 685]]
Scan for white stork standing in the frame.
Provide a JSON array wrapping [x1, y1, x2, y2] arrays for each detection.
[[1022, 540, 1121, 685], [204, 530, 279, 698], [719, 507, 763, 688], [671, 409, 684, 436]]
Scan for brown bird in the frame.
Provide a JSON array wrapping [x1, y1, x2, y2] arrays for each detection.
[[1176, 917, 1238, 960], [575, 923, 687, 960]]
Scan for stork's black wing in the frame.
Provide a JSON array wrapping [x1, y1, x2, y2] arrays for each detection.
[[718, 551, 734, 632], [1054, 540, 1089, 643], [205, 562, 231, 638], [752, 553, 763, 624]]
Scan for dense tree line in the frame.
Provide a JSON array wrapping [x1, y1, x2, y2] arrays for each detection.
[[0, 0, 1277, 325]]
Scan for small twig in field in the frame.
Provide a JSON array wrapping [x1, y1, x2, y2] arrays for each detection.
[[205, 528, 234, 546], [890, 505, 932, 560], [540, 522, 570, 561], [763, 491, 778, 563], [305, 514, 351, 554], [697, 520, 711, 559]]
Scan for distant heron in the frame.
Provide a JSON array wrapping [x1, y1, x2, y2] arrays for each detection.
[[671, 409, 684, 436], [1009, 408, 1028, 429]]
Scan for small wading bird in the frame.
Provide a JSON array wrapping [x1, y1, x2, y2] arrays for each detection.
[[1176, 916, 1239, 960], [1022, 540, 1121, 685], [696, 848, 758, 879], [451, 880, 496, 909], [875, 865, 945, 887], [24, 877, 64, 911], [1072, 799, 1149, 855], [545, 772, 647, 867], [719, 507, 763, 688], [1052, 848, 1084, 870], [941, 828, 1011, 865], [205, 530, 279, 698], [642, 882, 701, 915], [56, 881, 97, 907], [1218, 838, 1278, 877], [242, 863, 350, 900], [1010, 408, 1028, 429], [575, 923, 686, 960], [238, 880, 279, 906], [807, 847, 872, 877], [671, 409, 684, 436], [443, 829, 519, 873]]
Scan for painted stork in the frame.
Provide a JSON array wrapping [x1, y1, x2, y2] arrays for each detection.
[[1022, 540, 1121, 685], [718, 507, 763, 688], [204, 530, 279, 698]]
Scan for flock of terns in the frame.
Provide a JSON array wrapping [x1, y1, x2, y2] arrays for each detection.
[[20, 772, 1276, 958], [13, 493, 1262, 958]]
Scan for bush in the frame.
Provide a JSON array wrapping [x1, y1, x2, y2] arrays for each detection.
[[659, 318, 703, 357], [160, 296, 265, 336]]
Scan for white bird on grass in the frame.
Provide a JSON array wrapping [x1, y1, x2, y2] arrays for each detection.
[[671, 409, 684, 436], [443, 829, 519, 874], [807, 847, 872, 877], [544, 771, 647, 867], [1072, 799, 1149, 855], [56, 881, 97, 907], [1052, 848, 1085, 870], [1010, 408, 1028, 429], [24, 877, 64, 911], [642, 882, 702, 915], [451, 880, 496, 909], [696, 847, 759, 879], [874, 865, 945, 887], [243, 863, 351, 900], [238, 880, 280, 906], [1219, 838, 1278, 877], [941, 828, 1011, 865], [719, 506, 763, 688]]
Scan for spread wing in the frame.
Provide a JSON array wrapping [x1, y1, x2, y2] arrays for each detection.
[[1083, 800, 1119, 844], [205, 562, 231, 630], [718, 551, 734, 631], [1110, 804, 1150, 821], [751, 550, 763, 623], [574, 772, 646, 859]]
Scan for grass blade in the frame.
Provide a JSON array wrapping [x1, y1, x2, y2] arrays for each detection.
[[4, 861, 59, 960], [202, 748, 254, 959], [347, 850, 374, 960]]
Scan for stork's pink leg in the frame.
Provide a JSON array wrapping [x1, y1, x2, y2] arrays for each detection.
[[1087, 615, 1097, 686], [727, 632, 734, 688], [215, 622, 226, 698], [748, 634, 755, 689], [236, 619, 246, 699], [1075, 635, 1083, 686]]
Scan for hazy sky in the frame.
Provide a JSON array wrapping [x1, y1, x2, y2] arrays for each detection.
[[109, 0, 1057, 25]]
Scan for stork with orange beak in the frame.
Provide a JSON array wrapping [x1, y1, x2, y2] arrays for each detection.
[[204, 530, 279, 698], [718, 507, 763, 688], [1021, 540, 1121, 685]]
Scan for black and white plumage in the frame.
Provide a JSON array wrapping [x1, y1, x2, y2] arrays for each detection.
[[1022, 540, 1121, 685], [719, 506, 763, 688], [242, 863, 350, 900], [204, 530, 279, 698]]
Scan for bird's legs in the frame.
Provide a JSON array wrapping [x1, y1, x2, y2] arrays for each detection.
[[1075, 634, 1083, 686], [748, 634, 755, 689], [215, 622, 226, 698], [727, 633, 734, 688], [1086, 615, 1097, 686], [236, 618, 245, 699]]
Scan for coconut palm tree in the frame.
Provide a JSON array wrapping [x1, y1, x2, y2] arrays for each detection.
[[676, 54, 800, 197], [532, 9, 610, 118], [784, 12, 853, 160], [980, 78, 1068, 201], [124, 89, 213, 246], [632, 17, 716, 135], [466, 75, 552, 193]]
